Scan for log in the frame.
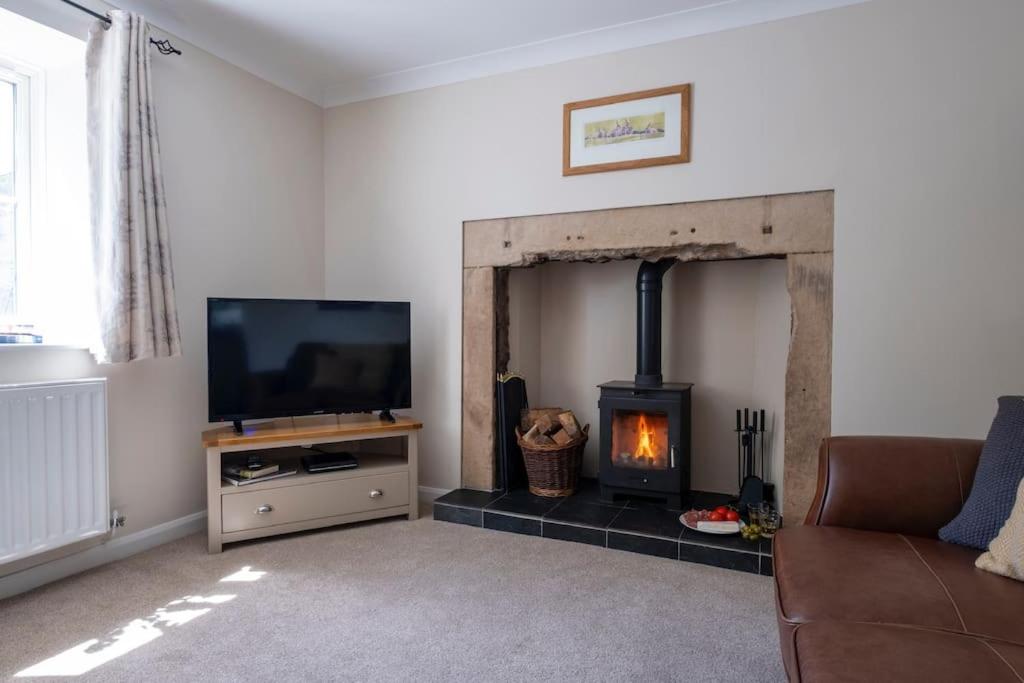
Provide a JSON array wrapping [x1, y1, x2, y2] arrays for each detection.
[[533, 413, 562, 436], [551, 428, 572, 446], [521, 407, 563, 433], [522, 423, 555, 446], [522, 423, 542, 444], [558, 411, 581, 438]]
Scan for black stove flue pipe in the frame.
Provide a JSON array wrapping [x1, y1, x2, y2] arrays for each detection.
[[635, 258, 677, 387]]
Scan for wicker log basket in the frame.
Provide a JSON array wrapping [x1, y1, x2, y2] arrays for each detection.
[[515, 424, 589, 497]]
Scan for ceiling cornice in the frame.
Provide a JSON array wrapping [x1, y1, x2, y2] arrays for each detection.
[[321, 0, 870, 108]]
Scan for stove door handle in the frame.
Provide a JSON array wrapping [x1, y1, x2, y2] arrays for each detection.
[[670, 445, 677, 468]]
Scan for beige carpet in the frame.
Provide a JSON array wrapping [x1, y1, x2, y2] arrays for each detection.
[[0, 506, 784, 681]]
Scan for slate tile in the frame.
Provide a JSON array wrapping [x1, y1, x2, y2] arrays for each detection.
[[607, 531, 677, 559], [543, 522, 606, 547], [487, 489, 562, 517], [544, 498, 624, 528], [678, 541, 759, 574], [610, 505, 684, 540], [434, 488, 505, 509], [433, 503, 482, 527], [484, 512, 541, 536]]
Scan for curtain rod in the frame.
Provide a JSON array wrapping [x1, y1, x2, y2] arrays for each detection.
[[59, 0, 183, 55]]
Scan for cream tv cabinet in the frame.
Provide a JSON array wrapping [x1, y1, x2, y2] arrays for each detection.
[[202, 414, 421, 553]]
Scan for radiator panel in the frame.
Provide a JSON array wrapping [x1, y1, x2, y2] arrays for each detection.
[[0, 379, 109, 565]]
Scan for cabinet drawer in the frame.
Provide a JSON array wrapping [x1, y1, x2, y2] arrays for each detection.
[[221, 471, 409, 533]]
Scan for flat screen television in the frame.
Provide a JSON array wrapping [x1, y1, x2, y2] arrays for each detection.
[[207, 298, 411, 429]]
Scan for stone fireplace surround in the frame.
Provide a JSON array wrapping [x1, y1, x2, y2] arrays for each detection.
[[461, 191, 833, 523]]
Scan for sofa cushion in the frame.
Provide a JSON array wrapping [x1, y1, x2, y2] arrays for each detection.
[[906, 531, 1024, 644], [774, 527, 964, 638], [940, 396, 1024, 550], [977, 477, 1024, 581], [774, 526, 1024, 645], [791, 622, 1024, 683], [807, 437, 981, 537]]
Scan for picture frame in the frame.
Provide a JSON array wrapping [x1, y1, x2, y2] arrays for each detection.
[[562, 84, 691, 176]]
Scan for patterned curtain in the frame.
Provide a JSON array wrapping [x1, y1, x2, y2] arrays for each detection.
[[85, 11, 181, 363]]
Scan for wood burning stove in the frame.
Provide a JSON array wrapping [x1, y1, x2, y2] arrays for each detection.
[[599, 260, 692, 507], [599, 381, 691, 507]]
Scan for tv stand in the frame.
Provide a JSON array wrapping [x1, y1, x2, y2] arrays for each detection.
[[202, 413, 421, 553], [378, 408, 396, 423], [232, 420, 244, 435]]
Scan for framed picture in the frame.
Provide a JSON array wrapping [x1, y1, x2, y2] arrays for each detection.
[[562, 84, 691, 176]]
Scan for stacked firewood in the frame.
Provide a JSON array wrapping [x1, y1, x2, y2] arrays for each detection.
[[520, 407, 584, 447]]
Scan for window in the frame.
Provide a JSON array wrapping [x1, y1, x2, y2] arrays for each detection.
[[0, 69, 25, 318], [0, 59, 40, 343], [0, 7, 91, 348]]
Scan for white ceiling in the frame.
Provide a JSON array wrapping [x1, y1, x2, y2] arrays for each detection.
[[113, 0, 869, 107]]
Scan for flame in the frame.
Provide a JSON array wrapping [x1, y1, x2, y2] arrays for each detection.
[[635, 414, 657, 459]]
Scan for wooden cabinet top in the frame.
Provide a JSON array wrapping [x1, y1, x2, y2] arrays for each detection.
[[202, 414, 422, 448]]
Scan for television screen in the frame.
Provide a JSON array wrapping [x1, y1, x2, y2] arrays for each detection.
[[207, 298, 411, 422]]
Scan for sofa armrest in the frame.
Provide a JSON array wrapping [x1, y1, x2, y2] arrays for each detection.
[[803, 436, 983, 537]]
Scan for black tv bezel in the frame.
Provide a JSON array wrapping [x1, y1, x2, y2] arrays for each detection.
[[206, 297, 412, 424]]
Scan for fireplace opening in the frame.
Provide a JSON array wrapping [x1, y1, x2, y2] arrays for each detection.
[[505, 256, 792, 511]]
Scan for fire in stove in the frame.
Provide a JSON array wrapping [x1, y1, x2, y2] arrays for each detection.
[[610, 410, 669, 470]]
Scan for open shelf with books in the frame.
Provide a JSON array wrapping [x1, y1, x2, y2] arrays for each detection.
[[219, 450, 409, 493]]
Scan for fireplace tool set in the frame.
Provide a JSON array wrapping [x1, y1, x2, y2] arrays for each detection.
[[735, 408, 773, 509]]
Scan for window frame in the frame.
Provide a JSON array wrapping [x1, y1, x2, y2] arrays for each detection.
[[0, 55, 45, 331]]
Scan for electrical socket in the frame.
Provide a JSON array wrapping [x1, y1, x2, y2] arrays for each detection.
[[111, 509, 126, 528]]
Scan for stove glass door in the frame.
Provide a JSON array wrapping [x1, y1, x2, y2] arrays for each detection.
[[609, 409, 670, 470]]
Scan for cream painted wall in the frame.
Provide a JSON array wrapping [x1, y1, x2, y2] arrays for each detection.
[[749, 262, 789, 503], [664, 260, 788, 501], [0, 6, 325, 535], [324, 0, 1024, 492], [507, 259, 788, 503]]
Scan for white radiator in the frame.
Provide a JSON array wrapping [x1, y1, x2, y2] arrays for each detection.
[[0, 379, 109, 566]]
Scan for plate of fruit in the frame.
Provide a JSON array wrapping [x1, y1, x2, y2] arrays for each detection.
[[680, 506, 745, 535]]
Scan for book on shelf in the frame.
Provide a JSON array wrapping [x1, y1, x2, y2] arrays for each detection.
[[222, 468, 298, 487], [223, 463, 280, 479]]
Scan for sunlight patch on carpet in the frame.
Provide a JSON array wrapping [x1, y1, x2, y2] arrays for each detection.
[[13, 590, 243, 677], [220, 566, 266, 582]]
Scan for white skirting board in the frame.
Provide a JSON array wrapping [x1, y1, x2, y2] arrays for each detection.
[[417, 485, 449, 501], [1, 487, 445, 600], [0, 511, 206, 601]]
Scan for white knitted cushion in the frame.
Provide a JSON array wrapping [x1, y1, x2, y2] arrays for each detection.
[[976, 477, 1024, 581]]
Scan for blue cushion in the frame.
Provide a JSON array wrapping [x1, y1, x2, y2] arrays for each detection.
[[940, 396, 1024, 550]]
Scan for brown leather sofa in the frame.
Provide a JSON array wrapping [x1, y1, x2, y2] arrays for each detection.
[[773, 437, 1024, 682]]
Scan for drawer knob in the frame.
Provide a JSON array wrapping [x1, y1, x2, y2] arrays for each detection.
[[255, 504, 274, 515], [369, 489, 384, 499]]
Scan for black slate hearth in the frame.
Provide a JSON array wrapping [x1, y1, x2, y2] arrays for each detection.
[[433, 478, 774, 576]]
